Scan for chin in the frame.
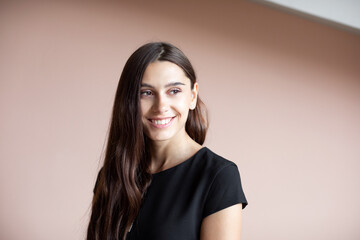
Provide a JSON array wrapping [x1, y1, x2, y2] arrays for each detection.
[[146, 133, 174, 142]]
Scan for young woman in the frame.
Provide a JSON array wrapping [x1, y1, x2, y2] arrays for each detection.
[[87, 42, 248, 240]]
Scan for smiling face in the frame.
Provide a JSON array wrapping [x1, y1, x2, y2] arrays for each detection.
[[140, 61, 198, 143]]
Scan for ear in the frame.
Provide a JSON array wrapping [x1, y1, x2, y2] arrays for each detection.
[[190, 82, 199, 110]]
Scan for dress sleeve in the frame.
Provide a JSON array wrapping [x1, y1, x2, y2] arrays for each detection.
[[202, 164, 248, 218]]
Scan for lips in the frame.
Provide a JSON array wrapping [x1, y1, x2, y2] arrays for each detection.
[[147, 116, 175, 128]]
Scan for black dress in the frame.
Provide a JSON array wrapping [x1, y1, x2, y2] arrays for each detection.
[[93, 147, 248, 240]]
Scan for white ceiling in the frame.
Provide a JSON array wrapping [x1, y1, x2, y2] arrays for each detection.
[[254, 0, 360, 34]]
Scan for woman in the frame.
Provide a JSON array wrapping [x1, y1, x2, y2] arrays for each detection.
[[87, 42, 248, 240]]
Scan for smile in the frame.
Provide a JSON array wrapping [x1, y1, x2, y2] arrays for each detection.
[[148, 117, 175, 128]]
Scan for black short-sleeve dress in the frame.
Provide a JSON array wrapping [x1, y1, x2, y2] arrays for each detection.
[[94, 147, 248, 240]]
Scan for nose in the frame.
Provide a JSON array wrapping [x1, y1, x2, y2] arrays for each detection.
[[152, 94, 169, 113]]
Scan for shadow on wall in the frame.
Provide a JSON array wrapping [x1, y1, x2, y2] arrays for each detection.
[[120, 0, 360, 80]]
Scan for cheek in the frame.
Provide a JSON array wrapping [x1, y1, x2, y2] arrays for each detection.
[[140, 99, 151, 115], [182, 93, 193, 108], [175, 95, 192, 115], [177, 101, 190, 111]]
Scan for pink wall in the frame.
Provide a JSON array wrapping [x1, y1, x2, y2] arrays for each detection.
[[1, 0, 359, 239]]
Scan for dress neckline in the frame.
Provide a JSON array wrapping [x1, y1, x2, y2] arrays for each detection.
[[151, 147, 207, 177]]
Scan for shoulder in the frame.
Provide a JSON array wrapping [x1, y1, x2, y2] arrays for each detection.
[[196, 147, 239, 178], [197, 147, 248, 218]]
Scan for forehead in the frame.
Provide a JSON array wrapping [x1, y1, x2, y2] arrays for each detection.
[[141, 61, 189, 85]]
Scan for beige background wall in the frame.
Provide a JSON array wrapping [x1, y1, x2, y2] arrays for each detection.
[[1, 0, 359, 239]]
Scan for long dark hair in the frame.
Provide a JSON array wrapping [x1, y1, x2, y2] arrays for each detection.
[[87, 42, 208, 240]]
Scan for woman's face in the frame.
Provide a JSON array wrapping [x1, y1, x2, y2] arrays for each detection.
[[140, 61, 198, 142]]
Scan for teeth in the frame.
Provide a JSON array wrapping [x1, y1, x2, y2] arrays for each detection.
[[151, 118, 172, 125]]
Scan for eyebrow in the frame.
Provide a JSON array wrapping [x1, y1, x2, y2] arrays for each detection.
[[141, 82, 186, 88]]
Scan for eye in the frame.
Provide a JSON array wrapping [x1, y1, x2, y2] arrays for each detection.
[[140, 90, 153, 96], [169, 88, 181, 95]]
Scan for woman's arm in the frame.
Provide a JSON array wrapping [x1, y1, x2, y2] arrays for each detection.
[[200, 204, 242, 240]]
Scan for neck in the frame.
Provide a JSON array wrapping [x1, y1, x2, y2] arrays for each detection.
[[147, 131, 202, 174]]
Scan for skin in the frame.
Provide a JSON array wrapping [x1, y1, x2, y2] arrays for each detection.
[[200, 204, 242, 240], [140, 60, 242, 239], [140, 60, 201, 173]]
